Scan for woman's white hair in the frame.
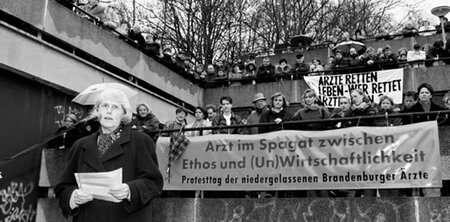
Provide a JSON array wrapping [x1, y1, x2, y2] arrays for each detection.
[[90, 88, 133, 124]]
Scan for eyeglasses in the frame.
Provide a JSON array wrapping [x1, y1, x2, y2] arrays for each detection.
[[99, 103, 121, 111]]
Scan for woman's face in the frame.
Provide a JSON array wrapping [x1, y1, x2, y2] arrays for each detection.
[[303, 93, 316, 106], [351, 91, 364, 106], [195, 109, 204, 120], [272, 95, 284, 109], [137, 105, 148, 118], [445, 98, 450, 109], [64, 117, 75, 127], [312, 59, 319, 66], [380, 99, 393, 110], [98, 100, 124, 132], [418, 87, 432, 102], [339, 98, 350, 110]]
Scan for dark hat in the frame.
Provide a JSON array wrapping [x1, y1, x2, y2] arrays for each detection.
[[296, 54, 304, 59], [252, 93, 266, 103]]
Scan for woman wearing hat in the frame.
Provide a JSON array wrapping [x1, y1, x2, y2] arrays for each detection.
[[55, 88, 163, 222], [258, 92, 293, 134]]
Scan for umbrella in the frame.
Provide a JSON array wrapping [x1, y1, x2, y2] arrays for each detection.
[[332, 40, 366, 55], [72, 82, 138, 105], [290, 35, 314, 47], [431, 6, 450, 17]]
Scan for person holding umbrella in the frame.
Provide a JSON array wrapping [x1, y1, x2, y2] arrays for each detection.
[[56, 87, 163, 222]]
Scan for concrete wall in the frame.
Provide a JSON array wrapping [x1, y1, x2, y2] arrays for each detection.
[[204, 65, 450, 108], [0, 24, 188, 122], [43, 0, 202, 107]]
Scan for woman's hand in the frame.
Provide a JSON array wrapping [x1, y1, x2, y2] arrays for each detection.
[[70, 189, 93, 209], [108, 183, 130, 201], [274, 118, 283, 124]]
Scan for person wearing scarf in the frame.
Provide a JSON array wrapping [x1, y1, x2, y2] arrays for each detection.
[[290, 89, 330, 198], [348, 88, 377, 127], [291, 89, 330, 131], [56, 88, 163, 222], [258, 92, 293, 134]]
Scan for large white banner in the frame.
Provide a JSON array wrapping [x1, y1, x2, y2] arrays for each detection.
[[304, 68, 404, 107], [156, 121, 441, 191]]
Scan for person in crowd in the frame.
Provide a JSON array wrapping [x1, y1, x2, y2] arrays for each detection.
[[331, 50, 349, 74], [205, 104, 218, 122], [410, 83, 445, 124], [374, 96, 406, 197], [204, 64, 217, 82], [55, 88, 163, 222], [309, 58, 324, 75], [409, 83, 444, 197], [443, 92, 450, 110], [215, 60, 229, 74], [127, 25, 146, 46], [400, 91, 417, 125], [374, 95, 402, 127], [348, 48, 362, 71], [436, 16, 450, 34], [259, 92, 293, 134], [348, 88, 378, 127], [185, 106, 211, 137], [291, 89, 330, 131], [397, 47, 408, 68], [293, 54, 310, 77], [353, 29, 366, 42], [360, 47, 379, 71], [324, 56, 335, 71], [418, 19, 436, 36], [145, 35, 162, 57], [162, 47, 176, 64], [164, 108, 188, 133], [216, 69, 228, 82], [256, 56, 276, 79], [330, 96, 352, 129], [246, 93, 269, 134], [401, 22, 418, 37], [348, 88, 377, 197], [212, 96, 244, 134], [194, 63, 207, 80], [50, 114, 81, 149], [275, 58, 292, 79], [377, 45, 398, 69], [290, 89, 329, 197], [82, 0, 120, 30], [130, 103, 162, 143], [407, 44, 426, 68], [229, 63, 243, 80], [244, 63, 257, 79], [427, 40, 450, 65]]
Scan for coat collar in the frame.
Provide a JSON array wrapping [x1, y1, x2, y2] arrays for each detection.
[[81, 128, 131, 171]]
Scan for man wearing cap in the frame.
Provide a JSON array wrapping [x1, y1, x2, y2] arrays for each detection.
[[246, 93, 269, 134]]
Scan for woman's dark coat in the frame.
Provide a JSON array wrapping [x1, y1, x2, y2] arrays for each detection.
[[55, 128, 163, 222]]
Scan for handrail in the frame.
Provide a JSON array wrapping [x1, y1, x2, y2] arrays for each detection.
[[1, 110, 449, 168]]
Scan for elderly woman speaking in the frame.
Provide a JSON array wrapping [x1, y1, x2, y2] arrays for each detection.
[[55, 88, 163, 221]]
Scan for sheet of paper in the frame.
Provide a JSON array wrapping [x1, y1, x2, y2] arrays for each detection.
[[75, 168, 122, 203]]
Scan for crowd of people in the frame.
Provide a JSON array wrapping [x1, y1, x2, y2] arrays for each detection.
[[58, 0, 450, 87], [100, 82, 448, 198], [51, 0, 450, 201]]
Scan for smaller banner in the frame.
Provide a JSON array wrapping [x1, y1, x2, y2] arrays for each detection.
[[304, 69, 404, 107], [156, 121, 441, 191]]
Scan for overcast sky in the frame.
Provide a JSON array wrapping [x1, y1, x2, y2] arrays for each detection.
[[391, 0, 450, 24]]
